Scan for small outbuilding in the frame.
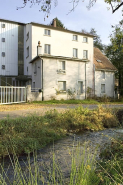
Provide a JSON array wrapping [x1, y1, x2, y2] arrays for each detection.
[[94, 47, 117, 98]]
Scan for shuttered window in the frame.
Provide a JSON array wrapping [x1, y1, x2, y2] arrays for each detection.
[[101, 84, 105, 93], [73, 48, 78, 58], [83, 50, 88, 59], [58, 81, 66, 91], [44, 44, 51, 54], [78, 81, 83, 94]]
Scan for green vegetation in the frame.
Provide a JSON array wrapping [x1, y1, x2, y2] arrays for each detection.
[[31, 97, 123, 105], [0, 143, 99, 185], [1, 136, 122, 185], [0, 106, 119, 158], [32, 99, 99, 104], [95, 137, 123, 184]]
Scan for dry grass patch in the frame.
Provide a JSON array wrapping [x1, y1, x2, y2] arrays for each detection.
[[0, 103, 45, 112]]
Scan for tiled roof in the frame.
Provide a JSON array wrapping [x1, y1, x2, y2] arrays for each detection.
[[94, 48, 117, 71]]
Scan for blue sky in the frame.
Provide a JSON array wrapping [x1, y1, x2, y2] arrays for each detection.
[[0, 0, 122, 45]]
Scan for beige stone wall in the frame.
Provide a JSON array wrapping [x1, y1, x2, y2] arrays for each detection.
[[26, 85, 42, 102]]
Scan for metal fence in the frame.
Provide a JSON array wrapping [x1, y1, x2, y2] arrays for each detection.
[[0, 86, 26, 104]]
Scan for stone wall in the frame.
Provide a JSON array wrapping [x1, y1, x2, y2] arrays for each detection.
[[26, 85, 42, 102]]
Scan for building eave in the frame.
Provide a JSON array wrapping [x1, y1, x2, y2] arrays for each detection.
[[95, 68, 117, 72], [30, 22, 94, 38], [0, 18, 25, 25], [29, 55, 90, 63]]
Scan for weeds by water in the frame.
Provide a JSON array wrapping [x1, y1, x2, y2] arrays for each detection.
[[96, 137, 123, 185], [1, 136, 122, 185], [0, 142, 99, 185]]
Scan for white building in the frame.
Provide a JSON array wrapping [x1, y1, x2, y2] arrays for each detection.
[[94, 48, 117, 97], [0, 18, 117, 100], [0, 19, 26, 86]]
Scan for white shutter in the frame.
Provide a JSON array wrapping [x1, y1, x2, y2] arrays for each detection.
[[48, 45, 50, 54], [101, 84, 105, 93], [58, 82, 63, 91]]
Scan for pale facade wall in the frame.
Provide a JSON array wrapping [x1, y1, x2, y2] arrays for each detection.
[[95, 70, 115, 97], [29, 25, 94, 93], [32, 57, 88, 100], [31, 25, 93, 59], [26, 85, 42, 102], [32, 58, 41, 89], [0, 21, 18, 76]]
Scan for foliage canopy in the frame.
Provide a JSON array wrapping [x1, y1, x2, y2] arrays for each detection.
[[105, 22, 123, 95], [18, 0, 123, 17]]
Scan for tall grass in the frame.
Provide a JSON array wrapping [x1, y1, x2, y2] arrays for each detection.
[[0, 106, 119, 158], [1, 137, 122, 185], [0, 142, 99, 185], [96, 137, 123, 185]]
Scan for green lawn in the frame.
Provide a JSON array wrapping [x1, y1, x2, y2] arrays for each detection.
[[32, 99, 123, 105]]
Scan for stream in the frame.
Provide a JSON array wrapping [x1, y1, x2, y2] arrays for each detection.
[[0, 128, 123, 185]]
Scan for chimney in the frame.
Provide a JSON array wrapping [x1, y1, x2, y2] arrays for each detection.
[[53, 19, 56, 27], [37, 41, 42, 55]]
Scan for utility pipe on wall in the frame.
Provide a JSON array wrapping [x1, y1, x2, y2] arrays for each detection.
[[41, 59, 44, 101], [85, 62, 87, 99], [93, 64, 95, 97]]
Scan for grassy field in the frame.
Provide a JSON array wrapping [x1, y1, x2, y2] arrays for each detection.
[[0, 106, 119, 158]]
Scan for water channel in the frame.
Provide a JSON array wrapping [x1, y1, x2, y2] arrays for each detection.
[[0, 128, 123, 185]]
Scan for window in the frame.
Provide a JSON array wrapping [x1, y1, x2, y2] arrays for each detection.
[[83, 37, 88, 43], [2, 38, 5, 42], [44, 29, 51, 36], [34, 63, 37, 75], [2, 65, 5, 69], [101, 71, 105, 79], [58, 81, 66, 92], [78, 81, 83, 94], [58, 61, 66, 73], [2, 24, 5, 28], [2, 52, 5, 57], [44, 44, 51, 54], [83, 50, 88, 59], [101, 84, 105, 93], [26, 47, 29, 58], [26, 32, 29, 41], [73, 48, 78, 58], [73, 35, 78, 41]]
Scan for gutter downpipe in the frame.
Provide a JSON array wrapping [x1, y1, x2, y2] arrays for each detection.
[[85, 62, 87, 99], [41, 59, 44, 101], [93, 64, 95, 97], [39, 57, 44, 101]]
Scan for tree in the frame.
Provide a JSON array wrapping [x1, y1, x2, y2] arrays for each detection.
[[105, 25, 123, 95], [87, 0, 123, 14], [18, 0, 123, 17], [90, 28, 104, 51], [50, 17, 65, 28]]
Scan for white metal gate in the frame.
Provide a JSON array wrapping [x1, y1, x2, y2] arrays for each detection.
[[0, 86, 26, 104]]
